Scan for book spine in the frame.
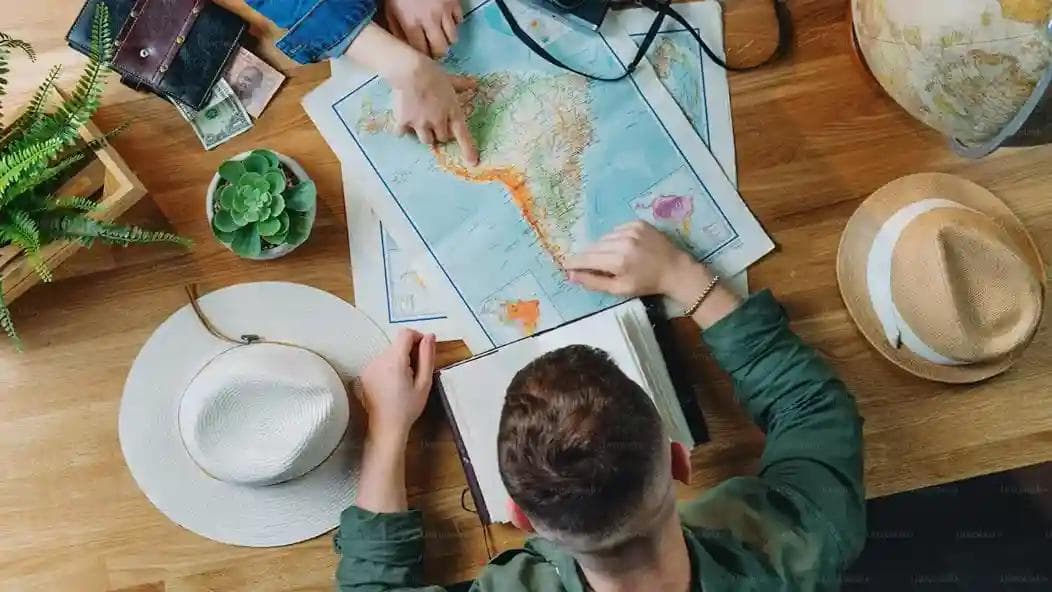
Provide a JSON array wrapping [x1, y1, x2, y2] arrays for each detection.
[[642, 296, 711, 444], [433, 376, 493, 525]]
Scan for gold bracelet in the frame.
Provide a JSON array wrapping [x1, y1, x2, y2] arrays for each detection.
[[683, 275, 720, 317]]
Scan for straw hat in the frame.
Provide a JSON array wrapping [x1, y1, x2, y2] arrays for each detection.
[[837, 173, 1046, 383], [120, 282, 388, 546]]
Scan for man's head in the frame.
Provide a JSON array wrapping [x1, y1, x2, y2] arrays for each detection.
[[497, 345, 690, 563]]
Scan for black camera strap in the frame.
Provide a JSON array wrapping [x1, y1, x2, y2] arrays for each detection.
[[495, 0, 665, 81], [494, 0, 792, 81]]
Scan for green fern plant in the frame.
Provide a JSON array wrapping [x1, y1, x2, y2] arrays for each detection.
[[0, 6, 191, 350]]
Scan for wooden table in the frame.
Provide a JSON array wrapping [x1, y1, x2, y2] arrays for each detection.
[[3, 1, 1051, 590]]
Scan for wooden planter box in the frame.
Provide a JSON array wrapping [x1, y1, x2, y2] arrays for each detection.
[[0, 112, 147, 303]]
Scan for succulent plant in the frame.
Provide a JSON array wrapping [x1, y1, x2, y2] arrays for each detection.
[[211, 149, 316, 258]]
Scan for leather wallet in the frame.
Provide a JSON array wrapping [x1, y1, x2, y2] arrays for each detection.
[[67, 0, 247, 110]]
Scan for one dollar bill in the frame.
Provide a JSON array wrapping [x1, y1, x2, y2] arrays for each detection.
[[172, 79, 253, 150]]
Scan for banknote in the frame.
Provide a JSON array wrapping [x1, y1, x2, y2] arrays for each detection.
[[223, 47, 286, 119], [173, 80, 253, 150]]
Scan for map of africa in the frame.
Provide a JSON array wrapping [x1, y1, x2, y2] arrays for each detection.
[[334, 0, 750, 347]]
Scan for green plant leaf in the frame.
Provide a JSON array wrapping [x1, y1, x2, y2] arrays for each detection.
[[212, 210, 240, 233], [238, 170, 263, 186], [250, 176, 270, 194], [269, 192, 285, 217], [257, 217, 282, 237], [264, 170, 286, 194], [231, 224, 262, 258], [285, 211, 312, 246], [252, 149, 280, 170], [242, 153, 269, 175], [230, 208, 248, 227], [219, 184, 238, 210], [0, 280, 23, 351], [232, 188, 252, 212], [214, 228, 237, 244], [262, 230, 288, 245], [218, 160, 246, 184], [277, 210, 290, 234], [242, 208, 260, 223], [284, 180, 316, 212]]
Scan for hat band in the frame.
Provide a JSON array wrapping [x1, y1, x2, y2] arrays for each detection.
[[865, 198, 974, 366]]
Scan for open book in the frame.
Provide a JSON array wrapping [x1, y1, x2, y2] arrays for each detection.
[[435, 298, 706, 524]]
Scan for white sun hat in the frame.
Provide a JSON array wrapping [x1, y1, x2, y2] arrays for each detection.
[[120, 282, 388, 547]]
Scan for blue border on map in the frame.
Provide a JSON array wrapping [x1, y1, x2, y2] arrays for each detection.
[[628, 27, 710, 144], [332, 0, 738, 348], [379, 222, 447, 324]]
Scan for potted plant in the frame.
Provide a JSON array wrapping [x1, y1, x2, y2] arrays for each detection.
[[0, 7, 190, 349], [207, 149, 316, 260]]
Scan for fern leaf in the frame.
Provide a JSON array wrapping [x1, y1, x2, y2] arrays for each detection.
[[0, 211, 50, 283], [0, 137, 63, 197], [23, 5, 112, 147], [48, 195, 98, 212], [0, 151, 85, 209], [0, 33, 36, 61], [12, 64, 61, 137], [42, 214, 192, 248], [0, 34, 36, 131], [0, 281, 22, 351]]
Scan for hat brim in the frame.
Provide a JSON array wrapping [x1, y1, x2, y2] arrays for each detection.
[[120, 282, 388, 547], [837, 173, 1046, 384]]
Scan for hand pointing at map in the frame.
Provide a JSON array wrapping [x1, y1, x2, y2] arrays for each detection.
[[345, 24, 481, 166]]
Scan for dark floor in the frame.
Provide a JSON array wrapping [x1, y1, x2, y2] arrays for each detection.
[[845, 462, 1052, 591]]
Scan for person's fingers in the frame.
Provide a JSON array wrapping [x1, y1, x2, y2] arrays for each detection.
[[425, 24, 449, 58], [413, 334, 436, 392], [442, 14, 459, 47], [451, 116, 479, 165], [434, 118, 452, 143], [393, 329, 424, 359], [415, 124, 436, 146], [453, 3, 464, 23], [406, 26, 429, 56], [388, 15, 406, 41], [450, 75, 477, 92], [563, 250, 627, 275], [568, 270, 626, 294]]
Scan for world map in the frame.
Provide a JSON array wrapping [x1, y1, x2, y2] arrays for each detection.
[[335, 0, 742, 347]]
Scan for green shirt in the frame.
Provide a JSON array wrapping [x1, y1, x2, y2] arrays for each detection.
[[335, 291, 866, 591]]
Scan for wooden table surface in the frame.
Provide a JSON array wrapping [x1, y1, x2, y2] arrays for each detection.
[[3, 1, 1051, 590]]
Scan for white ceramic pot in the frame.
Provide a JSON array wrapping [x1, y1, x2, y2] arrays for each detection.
[[206, 151, 317, 261]]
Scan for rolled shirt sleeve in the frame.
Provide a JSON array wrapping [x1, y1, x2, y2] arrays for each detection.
[[248, 0, 378, 63]]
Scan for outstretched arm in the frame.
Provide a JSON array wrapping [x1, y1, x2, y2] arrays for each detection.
[[566, 222, 866, 577], [335, 330, 450, 591]]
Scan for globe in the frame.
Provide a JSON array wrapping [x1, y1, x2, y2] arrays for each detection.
[[852, 0, 1052, 157]]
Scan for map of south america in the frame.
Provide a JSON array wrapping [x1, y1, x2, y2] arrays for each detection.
[[335, 0, 754, 347]]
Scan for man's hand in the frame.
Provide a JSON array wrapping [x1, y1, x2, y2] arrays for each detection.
[[386, 0, 464, 58], [564, 221, 742, 329], [359, 329, 436, 441], [564, 221, 705, 301], [389, 56, 480, 164]]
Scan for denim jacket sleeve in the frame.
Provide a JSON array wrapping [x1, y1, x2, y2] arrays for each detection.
[[248, 0, 378, 64]]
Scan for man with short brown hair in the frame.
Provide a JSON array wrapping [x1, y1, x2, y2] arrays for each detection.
[[338, 222, 866, 591]]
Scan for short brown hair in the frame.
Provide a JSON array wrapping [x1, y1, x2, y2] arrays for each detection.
[[497, 345, 664, 539]]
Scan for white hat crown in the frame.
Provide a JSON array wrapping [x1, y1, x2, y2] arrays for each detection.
[[178, 343, 350, 487]]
